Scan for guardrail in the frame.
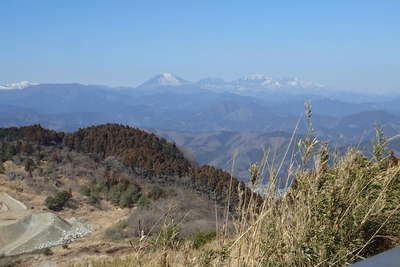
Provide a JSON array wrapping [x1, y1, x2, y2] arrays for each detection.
[[349, 247, 400, 266]]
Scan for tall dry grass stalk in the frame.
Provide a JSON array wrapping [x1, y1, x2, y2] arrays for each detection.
[[222, 105, 400, 266]]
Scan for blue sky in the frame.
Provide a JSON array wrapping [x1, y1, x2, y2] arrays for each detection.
[[1, 1, 399, 92]]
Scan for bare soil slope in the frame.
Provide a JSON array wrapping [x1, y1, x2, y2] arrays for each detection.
[[0, 192, 90, 256]]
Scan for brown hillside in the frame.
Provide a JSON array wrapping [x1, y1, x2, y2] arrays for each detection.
[[0, 124, 258, 207]]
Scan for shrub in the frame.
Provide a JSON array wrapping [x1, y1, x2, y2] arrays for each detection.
[[123, 189, 225, 242], [137, 195, 150, 207], [108, 182, 141, 208], [24, 158, 35, 173], [148, 185, 166, 200], [45, 190, 71, 211], [88, 194, 99, 205], [119, 185, 141, 208], [42, 247, 53, 256], [0, 161, 4, 174], [108, 182, 126, 205], [93, 180, 107, 195], [0, 254, 22, 267], [104, 221, 128, 240], [126, 205, 163, 237], [191, 231, 216, 249], [1, 143, 16, 161], [79, 185, 91, 197], [81, 179, 142, 208], [155, 218, 181, 249]]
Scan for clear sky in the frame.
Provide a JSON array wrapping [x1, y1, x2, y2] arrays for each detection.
[[1, 1, 399, 92]]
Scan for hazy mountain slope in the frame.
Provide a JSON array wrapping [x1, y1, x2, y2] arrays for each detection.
[[155, 110, 400, 183], [155, 129, 300, 183], [0, 84, 135, 115], [0, 83, 301, 132], [318, 110, 400, 144], [271, 98, 377, 117]]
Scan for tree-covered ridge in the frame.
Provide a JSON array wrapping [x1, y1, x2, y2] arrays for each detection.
[[0, 124, 64, 145], [0, 124, 257, 206], [188, 165, 251, 204], [63, 124, 191, 176]]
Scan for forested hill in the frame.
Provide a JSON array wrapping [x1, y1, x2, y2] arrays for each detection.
[[0, 124, 255, 205], [63, 124, 191, 176]]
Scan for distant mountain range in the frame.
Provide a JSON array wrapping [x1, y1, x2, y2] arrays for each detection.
[[196, 74, 328, 102], [0, 74, 399, 135], [1, 74, 399, 182], [2, 73, 392, 99], [1, 73, 323, 91], [0, 74, 398, 131]]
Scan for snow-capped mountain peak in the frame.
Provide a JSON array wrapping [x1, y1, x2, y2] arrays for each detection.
[[240, 74, 272, 81], [233, 74, 282, 89], [158, 73, 181, 85], [0, 81, 39, 90], [137, 73, 190, 89], [233, 75, 324, 89], [279, 77, 324, 88], [192, 74, 325, 94]]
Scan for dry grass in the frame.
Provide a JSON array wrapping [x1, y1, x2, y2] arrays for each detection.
[[76, 110, 400, 267]]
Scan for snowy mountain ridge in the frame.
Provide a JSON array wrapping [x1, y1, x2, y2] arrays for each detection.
[[0, 81, 39, 90]]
